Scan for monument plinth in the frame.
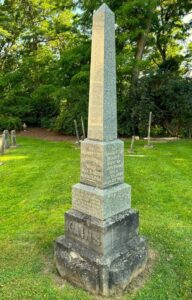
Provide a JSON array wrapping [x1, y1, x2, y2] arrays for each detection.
[[54, 3, 148, 296]]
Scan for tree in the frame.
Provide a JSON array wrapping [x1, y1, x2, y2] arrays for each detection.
[[0, 0, 75, 129], [0, 0, 191, 136]]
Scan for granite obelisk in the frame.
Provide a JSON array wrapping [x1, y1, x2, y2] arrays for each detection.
[[54, 4, 148, 296]]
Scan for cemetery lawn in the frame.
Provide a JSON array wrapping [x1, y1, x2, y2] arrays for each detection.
[[0, 137, 191, 300]]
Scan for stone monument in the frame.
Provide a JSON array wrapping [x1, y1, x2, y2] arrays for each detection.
[[0, 133, 5, 155], [3, 130, 10, 149], [11, 130, 17, 147], [54, 4, 148, 296]]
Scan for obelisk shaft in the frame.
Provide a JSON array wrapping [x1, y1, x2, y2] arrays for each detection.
[[88, 4, 117, 142]]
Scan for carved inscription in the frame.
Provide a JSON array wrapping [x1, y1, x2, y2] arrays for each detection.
[[66, 219, 101, 247], [73, 183, 131, 220], [105, 185, 131, 216], [81, 142, 103, 186], [104, 143, 124, 186], [81, 141, 124, 188], [73, 186, 102, 219]]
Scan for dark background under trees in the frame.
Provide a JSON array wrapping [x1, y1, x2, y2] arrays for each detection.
[[0, 0, 192, 137]]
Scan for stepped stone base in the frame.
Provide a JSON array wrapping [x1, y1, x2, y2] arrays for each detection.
[[54, 209, 148, 296]]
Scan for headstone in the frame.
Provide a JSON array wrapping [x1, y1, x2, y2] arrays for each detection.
[[11, 130, 17, 147], [74, 120, 80, 145], [54, 4, 148, 296], [3, 130, 10, 149], [0, 134, 5, 155]]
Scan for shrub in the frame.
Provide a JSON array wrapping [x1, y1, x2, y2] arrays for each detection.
[[0, 115, 22, 131]]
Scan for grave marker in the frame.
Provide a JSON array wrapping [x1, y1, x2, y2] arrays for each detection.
[[3, 130, 10, 149], [54, 4, 148, 296], [0, 134, 5, 155], [11, 130, 17, 147]]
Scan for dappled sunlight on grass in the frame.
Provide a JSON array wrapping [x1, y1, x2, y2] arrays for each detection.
[[0, 137, 192, 300], [174, 158, 186, 161], [0, 155, 29, 161]]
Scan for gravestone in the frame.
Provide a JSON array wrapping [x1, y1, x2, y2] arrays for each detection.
[[0, 133, 5, 155], [54, 4, 148, 296], [11, 130, 17, 147], [3, 130, 10, 149]]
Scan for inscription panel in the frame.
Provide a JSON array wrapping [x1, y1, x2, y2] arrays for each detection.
[[73, 184, 103, 219], [65, 213, 103, 254], [81, 141, 103, 187], [64, 208, 137, 256], [72, 183, 131, 220], [81, 140, 124, 189], [104, 184, 131, 218], [103, 142, 124, 187]]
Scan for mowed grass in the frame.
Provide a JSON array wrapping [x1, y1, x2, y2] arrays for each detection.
[[0, 137, 191, 300]]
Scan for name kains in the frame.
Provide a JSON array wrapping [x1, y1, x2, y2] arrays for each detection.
[[66, 219, 101, 247]]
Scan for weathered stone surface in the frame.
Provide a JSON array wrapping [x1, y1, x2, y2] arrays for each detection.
[[80, 139, 124, 188], [3, 130, 10, 149], [54, 233, 148, 296], [11, 130, 17, 147], [0, 134, 5, 155], [72, 183, 131, 220], [54, 3, 148, 296], [88, 4, 117, 142], [64, 209, 138, 256]]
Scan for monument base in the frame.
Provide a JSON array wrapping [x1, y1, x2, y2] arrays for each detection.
[[54, 210, 148, 297]]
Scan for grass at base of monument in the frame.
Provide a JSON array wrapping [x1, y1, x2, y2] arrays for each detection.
[[0, 137, 191, 300]]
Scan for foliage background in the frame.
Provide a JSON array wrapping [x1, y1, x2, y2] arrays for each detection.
[[0, 0, 192, 136]]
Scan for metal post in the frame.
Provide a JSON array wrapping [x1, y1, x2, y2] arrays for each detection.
[[148, 112, 152, 146], [74, 120, 80, 145], [0, 134, 5, 155], [81, 116, 86, 140], [129, 135, 135, 153], [145, 111, 153, 148]]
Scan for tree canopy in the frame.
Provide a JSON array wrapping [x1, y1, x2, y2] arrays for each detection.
[[0, 0, 192, 137]]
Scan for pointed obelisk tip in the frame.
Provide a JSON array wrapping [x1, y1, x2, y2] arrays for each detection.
[[94, 3, 114, 15]]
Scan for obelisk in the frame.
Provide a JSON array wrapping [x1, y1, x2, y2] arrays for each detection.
[[54, 4, 148, 296]]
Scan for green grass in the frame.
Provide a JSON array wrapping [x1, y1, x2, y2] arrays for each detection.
[[0, 137, 191, 300]]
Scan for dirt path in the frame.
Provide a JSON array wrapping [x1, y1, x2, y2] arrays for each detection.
[[17, 127, 180, 143], [18, 127, 76, 142]]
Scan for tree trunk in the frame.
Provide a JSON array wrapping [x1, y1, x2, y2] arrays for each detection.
[[129, 17, 152, 135], [131, 18, 152, 84]]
